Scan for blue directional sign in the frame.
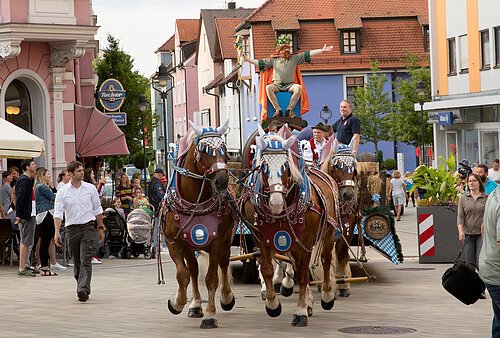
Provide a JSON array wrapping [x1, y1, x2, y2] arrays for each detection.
[[106, 112, 127, 126], [438, 112, 453, 126], [98, 78, 126, 111]]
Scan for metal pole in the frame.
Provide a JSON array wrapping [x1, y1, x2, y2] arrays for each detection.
[[420, 101, 425, 165], [162, 90, 168, 171], [142, 114, 147, 194]]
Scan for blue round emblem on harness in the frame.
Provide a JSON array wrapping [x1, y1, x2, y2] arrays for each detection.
[[191, 224, 209, 246], [273, 230, 292, 252]]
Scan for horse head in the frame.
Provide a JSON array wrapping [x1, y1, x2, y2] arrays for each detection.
[[189, 120, 230, 195], [326, 145, 357, 204], [255, 132, 302, 215]]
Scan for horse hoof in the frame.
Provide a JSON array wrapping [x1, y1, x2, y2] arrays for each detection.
[[338, 289, 351, 297], [307, 306, 313, 317], [260, 290, 266, 301], [220, 295, 235, 311], [321, 298, 335, 310], [188, 307, 204, 318], [200, 318, 218, 329], [291, 314, 308, 327], [265, 302, 282, 317], [168, 299, 182, 315], [280, 285, 294, 297], [273, 283, 282, 293]]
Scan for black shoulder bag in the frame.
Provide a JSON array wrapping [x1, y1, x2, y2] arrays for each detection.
[[441, 244, 485, 305]]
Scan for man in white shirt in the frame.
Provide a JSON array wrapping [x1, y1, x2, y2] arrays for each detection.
[[302, 122, 328, 166], [488, 159, 500, 184], [54, 161, 104, 302]]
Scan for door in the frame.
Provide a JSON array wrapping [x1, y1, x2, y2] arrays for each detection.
[[480, 130, 499, 168]]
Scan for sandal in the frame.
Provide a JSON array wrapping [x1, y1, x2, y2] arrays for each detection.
[[40, 268, 58, 276]]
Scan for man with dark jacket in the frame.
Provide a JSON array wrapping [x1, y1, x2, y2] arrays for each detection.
[[15, 159, 37, 277], [149, 168, 166, 252]]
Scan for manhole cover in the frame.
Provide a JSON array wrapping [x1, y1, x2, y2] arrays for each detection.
[[390, 267, 436, 271], [339, 326, 416, 335]]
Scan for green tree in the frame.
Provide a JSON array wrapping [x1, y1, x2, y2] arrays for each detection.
[[390, 54, 432, 147], [353, 61, 392, 153], [93, 34, 154, 168]]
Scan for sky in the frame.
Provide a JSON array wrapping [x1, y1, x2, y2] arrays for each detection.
[[93, 0, 266, 77]]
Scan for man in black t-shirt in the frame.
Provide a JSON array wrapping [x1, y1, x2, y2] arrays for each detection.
[[332, 99, 360, 155]]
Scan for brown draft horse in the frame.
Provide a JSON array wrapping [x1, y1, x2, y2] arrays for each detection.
[[242, 125, 339, 327], [321, 142, 362, 297], [160, 121, 235, 329]]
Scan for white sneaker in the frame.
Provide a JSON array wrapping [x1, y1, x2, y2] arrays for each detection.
[[160, 246, 169, 253], [50, 262, 67, 270], [91, 257, 102, 264]]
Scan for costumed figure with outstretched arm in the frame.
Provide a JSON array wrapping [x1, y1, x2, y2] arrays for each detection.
[[242, 35, 333, 119]]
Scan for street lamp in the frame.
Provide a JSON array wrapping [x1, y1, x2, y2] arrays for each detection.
[[152, 63, 174, 175], [320, 105, 332, 125], [138, 94, 148, 193], [416, 80, 426, 165]]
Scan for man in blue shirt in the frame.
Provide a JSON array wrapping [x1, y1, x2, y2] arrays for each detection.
[[476, 164, 498, 194], [332, 99, 360, 155]]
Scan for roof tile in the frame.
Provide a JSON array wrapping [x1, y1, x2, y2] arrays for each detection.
[[215, 18, 243, 59], [176, 19, 200, 43]]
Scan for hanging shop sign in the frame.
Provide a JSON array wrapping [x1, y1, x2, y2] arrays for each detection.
[[97, 78, 126, 111]]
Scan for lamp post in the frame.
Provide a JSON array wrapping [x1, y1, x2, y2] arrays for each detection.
[[152, 63, 174, 176], [320, 105, 332, 125], [416, 80, 426, 165], [138, 94, 148, 193]]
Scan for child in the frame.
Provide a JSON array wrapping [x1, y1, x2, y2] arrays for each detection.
[[112, 197, 126, 220], [133, 187, 150, 210]]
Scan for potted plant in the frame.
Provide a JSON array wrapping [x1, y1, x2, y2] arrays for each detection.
[[410, 153, 462, 263]]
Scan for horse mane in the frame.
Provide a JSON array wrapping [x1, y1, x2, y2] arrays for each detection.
[[267, 134, 303, 186]]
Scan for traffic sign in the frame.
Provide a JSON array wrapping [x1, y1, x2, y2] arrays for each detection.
[[167, 151, 175, 161]]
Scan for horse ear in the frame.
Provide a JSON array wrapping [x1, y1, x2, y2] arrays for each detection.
[[189, 120, 203, 136], [255, 136, 267, 150], [217, 120, 230, 135], [258, 123, 266, 137], [282, 135, 297, 150]]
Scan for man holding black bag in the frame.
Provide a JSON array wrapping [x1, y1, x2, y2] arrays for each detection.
[[479, 186, 500, 338]]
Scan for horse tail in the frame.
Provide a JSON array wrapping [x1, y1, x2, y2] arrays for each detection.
[[308, 241, 335, 283], [197, 251, 233, 287]]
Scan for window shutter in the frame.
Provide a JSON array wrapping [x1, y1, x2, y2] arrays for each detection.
[[459, 35, 468, 71]]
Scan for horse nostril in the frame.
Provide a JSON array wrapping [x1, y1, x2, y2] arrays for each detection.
[[215, 175, 229, 191]]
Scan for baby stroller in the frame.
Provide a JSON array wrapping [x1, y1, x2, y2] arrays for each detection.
[[101, 208, 127, 258], [122, 206, 154, 259]]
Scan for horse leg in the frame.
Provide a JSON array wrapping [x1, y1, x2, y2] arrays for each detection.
[[167, 246, 190, 315], [291, 254, 309, 327], [280, 261, 294, 297], [306, 285, 314, 317], [219, 238, 235, 312], [321, 233, 337, 310], [272, 259, 283, 292], [258, 263, 267, 301], [200, 251, 219, 329], [185, 251, 203, 318], [337, 244, 351, 297], [261, 246, 281, 317]]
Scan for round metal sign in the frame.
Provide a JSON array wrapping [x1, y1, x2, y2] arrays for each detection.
[[273, 230, 292, 252], [98, 78, 126, 111], [364, 213, 390, 240], [191, 224, 209, 246]]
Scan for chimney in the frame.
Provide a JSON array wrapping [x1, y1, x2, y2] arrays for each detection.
[[227, 2, 236, 9]]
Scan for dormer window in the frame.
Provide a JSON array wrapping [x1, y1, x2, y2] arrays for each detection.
[[275, 31, 298, 52], [341, 30, 360, 54]]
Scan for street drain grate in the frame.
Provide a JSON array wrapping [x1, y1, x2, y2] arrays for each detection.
[[390, 267, 436, 271], [339, 326, 416, 335]]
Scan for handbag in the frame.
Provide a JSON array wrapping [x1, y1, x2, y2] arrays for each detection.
[[441, 245, 485, 305]]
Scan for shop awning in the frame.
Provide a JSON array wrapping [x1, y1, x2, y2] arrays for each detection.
[[0, 118, 45, 159], [75, 105, 129, 158]]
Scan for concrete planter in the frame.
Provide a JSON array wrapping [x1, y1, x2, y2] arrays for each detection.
[[417, 206, 461, 263]]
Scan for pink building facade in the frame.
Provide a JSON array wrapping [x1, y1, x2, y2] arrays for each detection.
[[0, 0, 98, 176]]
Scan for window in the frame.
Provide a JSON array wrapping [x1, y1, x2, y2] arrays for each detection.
[[459, 34, 468, 73], [423, 26, 430, 52], [201, 109, 210, 127], [480, 30, 490, 70], [495, 26, 500, 67], [448, 38, 457, 75], [275, 32, 298, 52], [345, 76, 364, 103], [341, 31, 359, 54]]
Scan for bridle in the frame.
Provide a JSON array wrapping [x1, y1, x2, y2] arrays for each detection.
[[330, 152, 358, 213]]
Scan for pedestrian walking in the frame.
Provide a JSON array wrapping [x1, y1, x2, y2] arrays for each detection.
[[15, 159, 37, 277], [389, 170, 405, 221], [478, 181, 500, 337], [54, 161, 104, 302]]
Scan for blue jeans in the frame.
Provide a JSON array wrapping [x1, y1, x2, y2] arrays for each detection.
[[152, 216, 166, 248], [485, 283, 500, 338]]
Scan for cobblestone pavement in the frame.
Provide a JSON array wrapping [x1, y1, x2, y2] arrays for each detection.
[[0, 206, 493, 337]]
